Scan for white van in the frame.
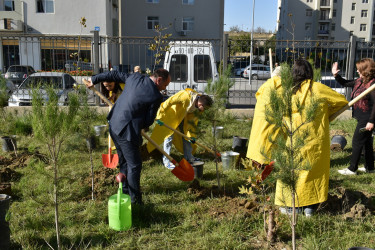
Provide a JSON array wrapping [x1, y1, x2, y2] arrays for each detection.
[[163, 41, 218, 93]]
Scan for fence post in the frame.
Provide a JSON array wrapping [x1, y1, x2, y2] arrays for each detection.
[[223, 33, 229, 73], [346, 36, 357, 80], [91, 30, 100, 105]]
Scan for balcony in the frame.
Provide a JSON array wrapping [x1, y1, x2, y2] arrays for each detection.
[[318, 30, 330, 36], [0, 19, 23, 32], [320, 0, 330, 7]]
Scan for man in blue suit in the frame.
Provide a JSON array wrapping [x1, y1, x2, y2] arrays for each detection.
[[87, 69, 170, 204]]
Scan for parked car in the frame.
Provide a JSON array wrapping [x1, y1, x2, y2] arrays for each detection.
[[233, 61, 250, 77], [65, 60, 93, 71], [320, 76, 346, 95], [4, 65, 36, 86], [243, 64, 271, 80], [8, 72, 76, 106]]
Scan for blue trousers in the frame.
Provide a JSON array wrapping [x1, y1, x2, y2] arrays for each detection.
[[109, 127, 142, 204]]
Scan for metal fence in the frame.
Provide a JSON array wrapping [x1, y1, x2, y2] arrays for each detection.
[[2, 33, 375, 107]]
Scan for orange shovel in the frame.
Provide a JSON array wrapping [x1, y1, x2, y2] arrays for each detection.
[[141, 130, 194, 182], [83, 79, 119, 169]]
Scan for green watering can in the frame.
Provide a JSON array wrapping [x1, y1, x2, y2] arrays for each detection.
[[108, 173, 132, 231]]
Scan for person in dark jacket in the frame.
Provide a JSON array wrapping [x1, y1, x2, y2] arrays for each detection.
[[87, 69, 171, 204], [332, 58, 375, 175]]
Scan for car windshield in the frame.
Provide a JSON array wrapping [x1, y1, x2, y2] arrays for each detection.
[[8, 66, 27, 73], [19, 76, 63, 89]]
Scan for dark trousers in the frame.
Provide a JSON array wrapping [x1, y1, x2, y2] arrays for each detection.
[[109, 127, 142, 204], [349, 120, 374, 172]]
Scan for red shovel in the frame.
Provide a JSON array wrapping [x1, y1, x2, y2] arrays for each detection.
[[83, 79, 119, 169], [142, 130, 194, 182]]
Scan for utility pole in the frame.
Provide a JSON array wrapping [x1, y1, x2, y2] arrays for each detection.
[[249, 0, 255, 86]]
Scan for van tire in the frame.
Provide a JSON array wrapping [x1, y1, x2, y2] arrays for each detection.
[[251, 74, 258, 80]]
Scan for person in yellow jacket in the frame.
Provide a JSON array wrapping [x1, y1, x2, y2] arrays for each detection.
[[247, 60, 348, 216], [147, 88, 213, 168]]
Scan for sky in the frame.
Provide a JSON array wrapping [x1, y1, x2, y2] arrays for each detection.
[[224, 0, 278, 32]]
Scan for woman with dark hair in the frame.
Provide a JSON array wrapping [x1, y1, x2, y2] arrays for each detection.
[[101, 81, 124, 104], [332, 58, 375, 175]]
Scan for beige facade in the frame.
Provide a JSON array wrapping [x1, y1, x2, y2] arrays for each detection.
[[277, 0, 375, 42]]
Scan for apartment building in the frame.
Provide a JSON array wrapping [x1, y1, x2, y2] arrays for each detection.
[[121, 0, 224, 69], [277, 0, 375, 41], [122, 0, 224, 39], [0, 0, 224, 73], [0, 0, 119, 71]]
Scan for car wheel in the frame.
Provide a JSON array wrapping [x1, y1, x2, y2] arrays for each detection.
[[240, 72, 244, 78], [252, 74, 258, 80]]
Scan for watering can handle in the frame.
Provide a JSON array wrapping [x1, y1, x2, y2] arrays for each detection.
[[117, 182, 122, 219]]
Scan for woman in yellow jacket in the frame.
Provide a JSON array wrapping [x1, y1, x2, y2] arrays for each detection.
[[147, 88, 213, 169], [248, 60, 348, 216]]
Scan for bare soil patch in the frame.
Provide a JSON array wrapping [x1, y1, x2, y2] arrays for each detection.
[[320, 187, 375, 219]]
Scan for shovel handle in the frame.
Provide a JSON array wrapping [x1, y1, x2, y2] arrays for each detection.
[[156, 120, 221, 157], [82, 79, 113, 107], [329, 82, 375, 121], [141, 129, 178, 166]]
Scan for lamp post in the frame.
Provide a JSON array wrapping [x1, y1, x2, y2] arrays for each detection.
[[249, 0, 255, 86]]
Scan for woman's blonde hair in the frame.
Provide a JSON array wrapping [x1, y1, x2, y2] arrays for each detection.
[[356, 58, 375, 84]]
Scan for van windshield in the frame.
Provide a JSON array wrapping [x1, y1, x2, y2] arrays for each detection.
[[194, 55, 212, 82], [169, 55, 188, 82]]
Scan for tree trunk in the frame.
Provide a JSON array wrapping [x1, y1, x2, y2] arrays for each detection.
[[292, 193, 296, 250], [90, 149, 94, 200], [53, 158, 61, 250], [267, 208, 276, 243]]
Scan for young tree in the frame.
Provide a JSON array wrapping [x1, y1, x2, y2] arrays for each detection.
[[31, 87, 80, 249], [202, 65, 235, 188], [148, 24, 172, 73], [265, 64, 321, 249], [75, 85, 99, 200]]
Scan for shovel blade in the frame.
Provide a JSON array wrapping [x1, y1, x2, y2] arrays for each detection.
[[102, 153, 119, 169], [261, 161, 274, 181], [171, 158, 194, 181]]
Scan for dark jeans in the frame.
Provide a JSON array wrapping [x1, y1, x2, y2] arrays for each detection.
[[349, 120, 374, 172], [109, 127, 142, 204]]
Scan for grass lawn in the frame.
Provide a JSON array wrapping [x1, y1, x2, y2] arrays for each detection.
[[1, 112, 375, 249]]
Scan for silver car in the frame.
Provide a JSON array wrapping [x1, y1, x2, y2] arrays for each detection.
[[243, 64, 271, 80], [8, 72, 76, 106]]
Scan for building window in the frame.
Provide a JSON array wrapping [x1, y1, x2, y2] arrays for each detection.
[[331, 23, 335, 30], [306, 9, 312, 16], [147, 16, 159, 30], [305, 23, 311, 30], [320, 0, 329, 6], [307, 0, 312, 2], [333, 9, 336, 17], [182, 0, 194, 4], [361, 10, 368, 17], [146, 0, 159, 3], [362, 0, 368, 3], [350, 16, 355, 24], [360, 24, 367, 31], [182, 17, 194, 31], [352, 3, 356, 10], [37, 0, 54, 13], [4, 0, 15, 11], [350, 31, 354, 36]]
